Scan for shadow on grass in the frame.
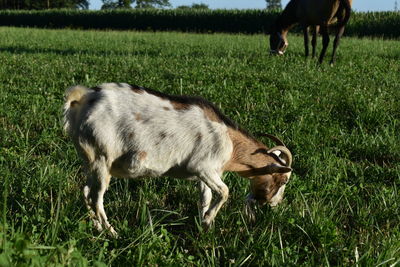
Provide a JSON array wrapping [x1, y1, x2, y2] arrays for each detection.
[[0, 45, 162, 57], [349, 148, 400, 168]]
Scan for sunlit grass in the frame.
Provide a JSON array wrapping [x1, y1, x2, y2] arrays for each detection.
[[0, 27, 399, 266]]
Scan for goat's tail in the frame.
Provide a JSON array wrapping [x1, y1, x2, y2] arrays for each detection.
[[337, 0, 352, 28], [63, 85, 92, 134]]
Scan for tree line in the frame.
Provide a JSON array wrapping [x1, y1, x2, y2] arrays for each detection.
[[0, 0, 89, 9], [0, 0, 281, 10]]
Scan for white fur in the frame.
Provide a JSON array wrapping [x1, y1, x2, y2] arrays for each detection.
[[63, 83, 292, 236], [64, 83, 234, 236]]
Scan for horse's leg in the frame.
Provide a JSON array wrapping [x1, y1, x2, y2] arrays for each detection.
[[330, 26, 346, 65], [312, 25, 318, 58], [318, 25, 330, 64], [303, 26, 309, 58]]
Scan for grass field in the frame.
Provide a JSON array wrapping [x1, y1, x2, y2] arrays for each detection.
[[0, 26, 399, 266]]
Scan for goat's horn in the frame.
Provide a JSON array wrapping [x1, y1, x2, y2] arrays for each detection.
[[258, 133, 286, 147], [267, 145, 293, 167]]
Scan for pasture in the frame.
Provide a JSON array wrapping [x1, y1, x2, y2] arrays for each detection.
[[0, 26, 399, 266]]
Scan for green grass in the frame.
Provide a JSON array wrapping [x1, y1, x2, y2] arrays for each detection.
[[0, 26, 399, 266]]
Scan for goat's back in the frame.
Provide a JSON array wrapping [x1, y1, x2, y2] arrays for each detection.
[[63, 83, 233, 179]]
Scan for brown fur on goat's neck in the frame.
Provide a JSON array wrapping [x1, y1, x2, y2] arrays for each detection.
[[223, 129, 275, 178]]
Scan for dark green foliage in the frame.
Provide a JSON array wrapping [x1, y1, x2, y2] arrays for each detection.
[[135, 0, 171, 8], [101, 0, 134, 9], [0, 9, 400, 38], [266, 0, 282, 10], [100, 0, 170, 9], [0, 9, 278, 33], [0, 0, 89, 9], [178, 3, 209, 10], [190, 3, 209, 9]]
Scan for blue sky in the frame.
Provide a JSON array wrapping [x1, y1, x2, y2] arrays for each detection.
[[90, 0, 395, 12]]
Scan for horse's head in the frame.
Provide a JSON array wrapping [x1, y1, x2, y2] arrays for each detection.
[[269, 32, 288, 55]]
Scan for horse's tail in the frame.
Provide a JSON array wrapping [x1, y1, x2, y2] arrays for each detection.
[[337, 0, 352, 28]]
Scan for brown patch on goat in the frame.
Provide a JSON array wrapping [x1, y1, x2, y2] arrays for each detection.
[[70, 100, 79, 108], [250, 176, 269, 204], [273, 173, 288, 188], [130, 84, 144, 94], [171, 101, 190, 110], [224, 129, 268, 174], [138, 151, 147, 161], [196, 133, 202, 142], [135, 113, 142, 121], [163, 107, 170, 111], [202, 107, 222, 123], [79, 141, 96, 164], [128, 132, 135, 139], [251, 173, 288, 204]]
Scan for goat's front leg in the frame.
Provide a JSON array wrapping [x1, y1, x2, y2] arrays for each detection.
[[84, 158, 117, 237], [198, 171, 229, 228], [198, 181, 212, 218]]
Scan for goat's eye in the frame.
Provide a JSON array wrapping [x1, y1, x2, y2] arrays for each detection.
[[279, 178, 288, 186]]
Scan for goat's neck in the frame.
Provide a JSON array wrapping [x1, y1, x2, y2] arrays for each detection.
[[224, 129, 271, 178]]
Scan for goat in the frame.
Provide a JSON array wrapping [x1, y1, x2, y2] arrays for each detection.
[[270, 0, 352, 64], [63, 83, 293, 236]]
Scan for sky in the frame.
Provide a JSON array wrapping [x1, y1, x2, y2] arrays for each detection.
[[89, 0, 396, 12]]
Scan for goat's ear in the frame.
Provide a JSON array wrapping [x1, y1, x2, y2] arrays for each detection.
[[264, 164, 292, 174]]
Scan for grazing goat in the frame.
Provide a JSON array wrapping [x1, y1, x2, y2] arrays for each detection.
[[270, 0, 352, 64], [63, 83, 293, 236]]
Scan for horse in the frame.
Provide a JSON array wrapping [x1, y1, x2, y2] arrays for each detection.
[[270, 0, 352, 64]]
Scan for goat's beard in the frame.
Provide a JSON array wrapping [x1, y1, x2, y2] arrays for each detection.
[[244, 194, 257, 223]]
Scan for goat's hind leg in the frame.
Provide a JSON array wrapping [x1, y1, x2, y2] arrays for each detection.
[[84, 157, 117, 237]]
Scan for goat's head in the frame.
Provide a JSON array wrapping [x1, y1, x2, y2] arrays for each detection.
[[244, 135, 292, 221], [269, 32, 288, 56], [248, 145, 292, 206]]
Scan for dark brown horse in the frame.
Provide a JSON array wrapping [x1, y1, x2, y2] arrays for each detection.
[[270, 0, 352, 64]]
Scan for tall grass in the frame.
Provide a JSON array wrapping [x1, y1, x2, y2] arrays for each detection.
[[0, 26, 399, 265]]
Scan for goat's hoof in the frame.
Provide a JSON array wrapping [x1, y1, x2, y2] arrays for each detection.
[[201, 221, 211, 231], [108, 227, 119, 238], [93, 220, 103, 232], [201, 216, 213, 231]]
